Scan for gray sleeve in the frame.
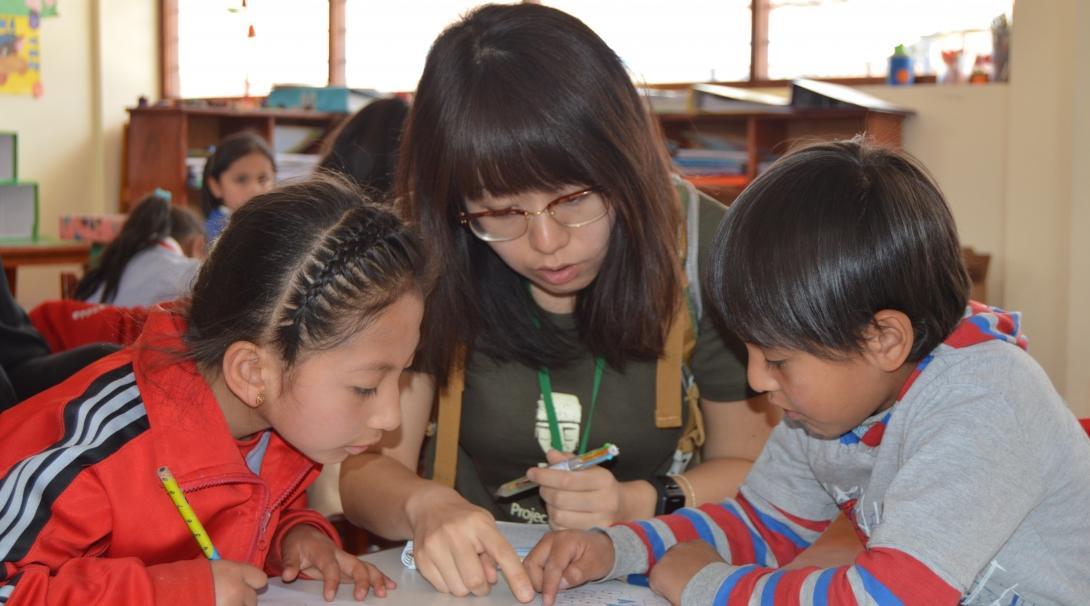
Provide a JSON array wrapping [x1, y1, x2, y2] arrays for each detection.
[[601, 525, 651, 579]]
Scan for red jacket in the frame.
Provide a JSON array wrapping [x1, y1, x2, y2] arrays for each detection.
[[27, 300, 150, 352], [0, 310, 338, 606]]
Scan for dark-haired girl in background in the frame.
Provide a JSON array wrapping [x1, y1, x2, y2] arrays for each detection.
[[76, 191, 205, 307], [199, 131, 276, 242], [317, 97, 410, 200]]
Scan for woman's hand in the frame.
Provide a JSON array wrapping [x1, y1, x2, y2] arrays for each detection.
[[404, 483, 535, 602], [530, 449, 643, 529], [210, 559, 267, 606], [279, 525, 396, 602]]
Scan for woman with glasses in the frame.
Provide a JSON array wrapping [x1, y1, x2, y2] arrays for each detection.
[[339, 4, 775, 601]]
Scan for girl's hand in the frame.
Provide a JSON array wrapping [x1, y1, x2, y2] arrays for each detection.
[[210, 559, 267, 606], [522, 529, 614, 606], [529, 449, 628, 529], [279, 525, 396, 602], [405, 484, 535, 602], [648, 541, 724, 606]]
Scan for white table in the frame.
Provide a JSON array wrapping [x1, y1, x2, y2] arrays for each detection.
[[261, 546, 667, 605]]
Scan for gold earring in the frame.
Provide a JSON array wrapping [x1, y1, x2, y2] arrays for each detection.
[[255, 391, 265, 407]]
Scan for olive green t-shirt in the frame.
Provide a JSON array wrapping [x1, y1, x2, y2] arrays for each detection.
[[447, 192, 749, 524]]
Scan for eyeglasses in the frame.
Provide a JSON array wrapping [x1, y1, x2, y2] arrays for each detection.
[[458, 188, 608, 242]]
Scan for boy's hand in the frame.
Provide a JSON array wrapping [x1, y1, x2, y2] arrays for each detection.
[[279, 524, 397, 602], [523, 529, 614, 606], [210, 559, 267, 606], [648, 541, 724, 606]]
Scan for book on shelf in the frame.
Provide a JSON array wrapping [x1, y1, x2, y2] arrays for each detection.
[[0, 182, 38, 240], [692, 83, 790, 112], [790, 79, 913, 114], [640, 87, 692, 114]]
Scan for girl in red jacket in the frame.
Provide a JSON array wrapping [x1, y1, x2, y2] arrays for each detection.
[[0, 174, 433, 606]]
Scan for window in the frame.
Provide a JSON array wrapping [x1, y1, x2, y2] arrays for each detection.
[[766, 0, 1013, 80], [165, 0, 1015, 98], [344, 1, 481, 93], [177, 0, 329, 98], [543, 0, 751, 84]]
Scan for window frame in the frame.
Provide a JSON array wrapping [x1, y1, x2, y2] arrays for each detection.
[[157, 0, 937, 100]]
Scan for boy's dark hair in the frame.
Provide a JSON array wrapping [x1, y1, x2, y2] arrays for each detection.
[[75, 192, 177, 303], [399, 3, 680, 379], [706, 137, 970, 362], [184, 174, 433, 371], [318, 97, 409, 200], [199, 131, 277, 217]]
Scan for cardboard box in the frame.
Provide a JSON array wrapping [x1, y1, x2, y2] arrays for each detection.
[[0, 181, 37, 239]]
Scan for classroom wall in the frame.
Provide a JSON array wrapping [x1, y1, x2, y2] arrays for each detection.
[[855, 0, 1089, 418], [1064, 0, 1090, 418], [0, 0, 158, 310]]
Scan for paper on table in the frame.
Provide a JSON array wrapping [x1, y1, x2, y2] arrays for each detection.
[[401, 521, 549, 569], [259, 579, 667, 606]]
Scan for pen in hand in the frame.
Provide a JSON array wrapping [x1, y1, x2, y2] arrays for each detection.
[[494, 443, 620, 498]]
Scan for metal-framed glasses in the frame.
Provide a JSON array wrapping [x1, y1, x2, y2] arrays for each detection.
[[458, 187, 608, 242]]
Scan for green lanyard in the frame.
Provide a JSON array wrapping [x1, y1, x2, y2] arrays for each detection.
[[537, 357, 604, 455], [529, 283, 605, 455]]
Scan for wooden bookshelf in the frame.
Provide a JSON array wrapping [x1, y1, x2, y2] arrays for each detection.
[[122, 105, 344, 211], [657, 104, 909, 204]]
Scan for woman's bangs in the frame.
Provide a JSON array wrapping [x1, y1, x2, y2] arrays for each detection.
[[447, 92, 594, 202]]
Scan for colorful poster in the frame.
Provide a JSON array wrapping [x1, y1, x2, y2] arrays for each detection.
[[0, 1, 56, 97], [0, 1, 58, 18], [0, 13, 41, 96]]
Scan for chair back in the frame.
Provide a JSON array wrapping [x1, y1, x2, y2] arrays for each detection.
[[59, 271, 80, 300]]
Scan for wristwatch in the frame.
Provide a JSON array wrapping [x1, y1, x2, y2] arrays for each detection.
[[649, 475, 686, 515]]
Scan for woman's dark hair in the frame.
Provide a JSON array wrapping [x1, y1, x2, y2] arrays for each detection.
[[75, 192, 176, 303], [318, 97, 410, 200], [199, 131, 277, 217], [399, 3, 680, 379], [706, 137, 970, 363], [184, 174, 433, 372]]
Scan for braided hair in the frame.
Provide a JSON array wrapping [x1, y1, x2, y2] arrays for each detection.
[[184, 173, 432, 371]]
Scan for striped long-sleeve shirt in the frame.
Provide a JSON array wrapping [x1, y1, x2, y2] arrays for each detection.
[[604, 306, 1090, 605]]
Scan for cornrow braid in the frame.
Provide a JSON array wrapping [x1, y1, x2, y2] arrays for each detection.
[[183, 173, 433, 373], [274, 208, 410, 363]]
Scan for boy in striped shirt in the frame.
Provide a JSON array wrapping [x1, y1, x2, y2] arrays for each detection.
[[523, 139, 1090, 606]]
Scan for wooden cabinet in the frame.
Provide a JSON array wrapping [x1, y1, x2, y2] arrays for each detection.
[[123, 106, 343, 211], [657, 108, 908, 204]]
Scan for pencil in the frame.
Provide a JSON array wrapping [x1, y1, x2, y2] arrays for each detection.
[[157, 465, 221, 560], [494, 443, 620, 498]]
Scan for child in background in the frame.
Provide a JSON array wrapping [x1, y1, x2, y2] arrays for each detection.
[[75, 191, 205, 307], [0, 175, 433, 605], [200, 131, 276, 242], [524, 138, 1090, 606], [317, 97, 409, 200]]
